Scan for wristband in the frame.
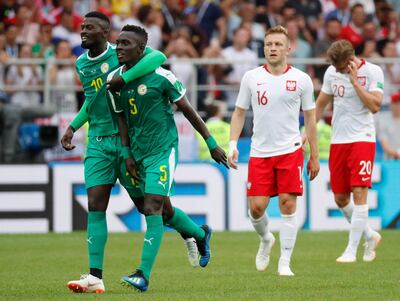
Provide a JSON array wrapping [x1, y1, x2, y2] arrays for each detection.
[[121, 146, 132, 160], [205, 135, 218, 150]]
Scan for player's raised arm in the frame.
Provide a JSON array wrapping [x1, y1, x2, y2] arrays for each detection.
[[107, 47, 167, 93], [348, 60, 383, 114], [175, 96, 229, 168]]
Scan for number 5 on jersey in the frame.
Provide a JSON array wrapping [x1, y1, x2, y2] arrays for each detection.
[[129, 97, 138, 115]]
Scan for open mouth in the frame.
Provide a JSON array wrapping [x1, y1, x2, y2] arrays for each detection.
[[81, 36, 88, 42]]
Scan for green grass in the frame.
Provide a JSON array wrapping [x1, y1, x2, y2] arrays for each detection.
[[0, 231, 399, 301]]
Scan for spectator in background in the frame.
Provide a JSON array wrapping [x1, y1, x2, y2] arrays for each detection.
[[137, 5, 163, 50], [0, 0, 18, 28], [286, 17, 312, 73], [197, 100, 230, 161], [222, 26, 258, 108], [238, 1, 265, 42], [5, 44, 43, 108], [380, 40, 400, 105], [201, 38, 230, 104], [52, 10, 83, 57], [220, 0, 240, 43], [49, 40, 77, 113], [313, 17, 342, 81], [287, 0, 323, 41], [255, 0, 284, 29], [111, 1, 141, 30], [165, 36, 198, 99], [32, 22, 54, 59], [190, 0, 227, 46], [14, 4, 40, 45], [0, 34, 10, 88], [377, 92, 400, 159], [325, 0, 351, 25], [182, 9, 207, 53], [375, 2, 397, 41], [339, 3, 366, 48], [161, 0, 184, 47], [53, 0, 83, 32], [4, 24, 18, 58]]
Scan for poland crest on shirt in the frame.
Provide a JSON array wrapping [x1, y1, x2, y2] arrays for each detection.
[[321, 59, 384, 144], [235, 65, 315, 158]]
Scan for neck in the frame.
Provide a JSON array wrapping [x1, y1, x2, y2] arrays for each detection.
[[125, 54, 144, 70], [88, 42, 107, 58], [266, 61, 288, 75]]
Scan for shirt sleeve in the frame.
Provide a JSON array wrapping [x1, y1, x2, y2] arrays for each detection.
[[106, 69, 123, 113], [235, 71, 252, 110], [300, 73, 315, 111], [368, 64, 384, 93], [161, 70, 186, 102], [321, 66, 333, 95]]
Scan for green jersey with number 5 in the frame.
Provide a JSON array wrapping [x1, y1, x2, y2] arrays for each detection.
[[75, 42, 119, 137], [107, 66, 186, 162]]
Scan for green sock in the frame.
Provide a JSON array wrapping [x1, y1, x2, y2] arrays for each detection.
[[140, 215, 164, 280], [87, 211, 108, 270], [165, 207, 205, 241]]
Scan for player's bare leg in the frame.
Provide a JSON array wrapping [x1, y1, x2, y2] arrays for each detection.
[[278, 193, 297, 276], [249, 196, 275, 272]]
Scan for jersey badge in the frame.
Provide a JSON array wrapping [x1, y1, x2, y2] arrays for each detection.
[[357, 76, 366, 86], [138, 84, 147, 95], [286, 80, 297, 91], [101, 63, 109, 74]]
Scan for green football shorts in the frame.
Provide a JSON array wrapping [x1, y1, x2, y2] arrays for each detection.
[[84, 135, 142, 198], [136, 145, 178, 197]]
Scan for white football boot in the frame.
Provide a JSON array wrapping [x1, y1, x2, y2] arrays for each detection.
[[336, 251, 357, 263], [185, 238, 199, 267], [363, 231, 382, 262], [256, 232, 275, 272], [278, 258, 294, 276], [67, 274, 105, 293]]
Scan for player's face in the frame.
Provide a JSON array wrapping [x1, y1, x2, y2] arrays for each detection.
[[80, 17, 106, 49], [264, 33, 290, 66], [116, 31, 144, 65], [334, 56, 353, 74]]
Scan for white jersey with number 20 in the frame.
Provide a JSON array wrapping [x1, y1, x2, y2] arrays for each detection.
[[236, 65, 315, 158], [321, 60, 384, 144]]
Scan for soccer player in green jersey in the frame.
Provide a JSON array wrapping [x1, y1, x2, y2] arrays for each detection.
[[108, 25, 229, 292], [61, 12, 197, 294]]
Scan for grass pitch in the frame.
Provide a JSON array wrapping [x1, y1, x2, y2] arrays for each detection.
[[0, 231, 399, 301]]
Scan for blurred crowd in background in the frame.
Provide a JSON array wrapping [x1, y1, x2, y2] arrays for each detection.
[[0, 0, 399, 163]]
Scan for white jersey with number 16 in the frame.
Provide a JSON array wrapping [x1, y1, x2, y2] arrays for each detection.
[[235, 65, 315, 158]]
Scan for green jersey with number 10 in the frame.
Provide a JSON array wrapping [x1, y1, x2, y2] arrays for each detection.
[[108, 66, 186, 162], [75, 42, 119, 137]]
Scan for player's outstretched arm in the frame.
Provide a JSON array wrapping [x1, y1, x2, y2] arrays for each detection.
[[61, 101, 89, 151], [175, 96, 229, 168], [228, 106, 246, 169], [303, 109, 320, 181], [107, 47, 167, 93]]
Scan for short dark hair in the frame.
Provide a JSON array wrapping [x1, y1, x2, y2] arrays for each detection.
[[84, 11, 110, 25], [121, 25, 148, 46]]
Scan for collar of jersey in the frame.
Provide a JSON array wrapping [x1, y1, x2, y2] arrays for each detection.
[[263, 64, 291, 75], [86, 42, 111, 61]]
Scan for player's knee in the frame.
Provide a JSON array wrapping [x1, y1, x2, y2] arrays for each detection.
[[334, 194, 349, 208], [280, 199, 296, 214], [249, 206, 265, 219], [143, 195, 164, 216], [162, 207, 174, 221]]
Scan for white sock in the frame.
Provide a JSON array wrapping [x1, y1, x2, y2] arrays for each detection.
[[279, 213, 298, 262], [249, 210, 271, 243], [340, 202, 374, 240], [347, 204, 368, 254]]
